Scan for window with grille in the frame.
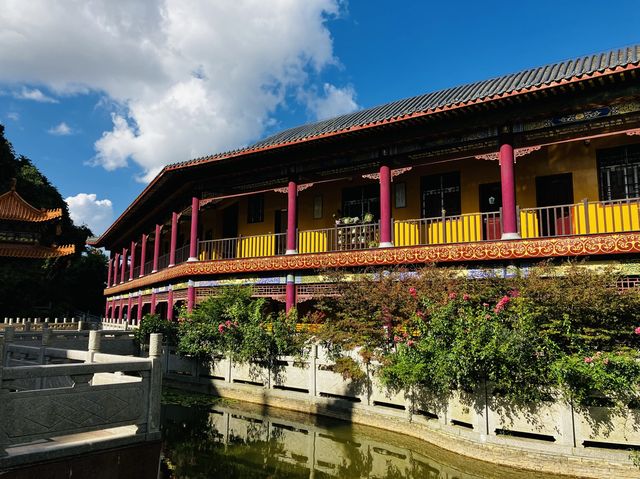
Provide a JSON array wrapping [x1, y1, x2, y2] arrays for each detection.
[[421, 172, 461, 218], [597, 144, 640, 201], [341, 184, 380, 219], [247, 194, 264, 223]]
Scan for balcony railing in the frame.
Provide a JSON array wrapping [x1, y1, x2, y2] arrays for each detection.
[[108, 198, 640, 286]]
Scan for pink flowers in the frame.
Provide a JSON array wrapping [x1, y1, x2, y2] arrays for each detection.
[[508, 289, 520, 298], [494, 295, 511, 313], [218, 320, 238, 334], [462, 293, 470, 301], [634, 326, 640, 335], [218, 323, 225, 333], [416, 309, 425, 319], [406, 340, 415, 347], [448, 292, 457, 300], [408, 287, 417, 298], [393, 335, 402, 343], [584, 357, 593, 364]]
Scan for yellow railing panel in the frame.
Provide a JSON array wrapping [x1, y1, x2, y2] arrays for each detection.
[[394, 221, 420, 247], [426, 215, 482, 244], [519, 211, 539, 239], [298, 231, 328, 253], [237, 235, 275, 258], [573, 203, 640, 234]]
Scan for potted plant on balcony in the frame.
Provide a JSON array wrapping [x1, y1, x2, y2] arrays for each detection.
[[334, 212, 377, 249]]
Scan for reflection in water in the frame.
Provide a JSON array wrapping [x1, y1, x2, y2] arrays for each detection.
[[160, 399, 563, 479]]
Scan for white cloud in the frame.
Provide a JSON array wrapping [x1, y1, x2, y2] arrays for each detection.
[[6, 112, 19, 121], [0, 0, 350, 182], [305, 83, 358, 120], [14, 86, 58, 103], [65, 193, 114, 236], [48, 121, 73, 136]]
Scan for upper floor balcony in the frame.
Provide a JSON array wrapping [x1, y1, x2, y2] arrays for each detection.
[[119, 196, 640, 282]]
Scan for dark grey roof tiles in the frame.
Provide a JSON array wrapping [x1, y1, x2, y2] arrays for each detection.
[[168, 45, 640, 169]]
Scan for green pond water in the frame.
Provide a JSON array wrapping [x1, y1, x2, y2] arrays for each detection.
[[159, 389, 566, 479]]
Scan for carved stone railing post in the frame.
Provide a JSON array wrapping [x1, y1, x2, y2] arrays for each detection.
[[148, 333, 163, 437], [87, 330, 101, 363], [309, 344, 317, 398]]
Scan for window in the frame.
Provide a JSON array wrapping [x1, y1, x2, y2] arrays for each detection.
[[421, 172, 461, 218], [598, 144, 640, 201], [394, 182, 406, 208], [247, 194, 264, 223], [313, 195, 323, 219], [341, 184, 380, 219]]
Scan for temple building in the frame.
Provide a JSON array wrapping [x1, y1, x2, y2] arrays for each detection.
[[93, 45, 640, 323], [0, 179, 75, 259]]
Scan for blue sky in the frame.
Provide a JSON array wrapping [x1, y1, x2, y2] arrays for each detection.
[[1, 0, 639, 236]]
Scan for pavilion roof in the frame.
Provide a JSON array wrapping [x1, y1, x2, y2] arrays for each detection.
[[0, 243, 75, 259], [0, 181, 63, 223]]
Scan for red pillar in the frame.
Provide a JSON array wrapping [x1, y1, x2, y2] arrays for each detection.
[[127, 296, 133, 324], [118, 298, 124, 323], [285, 181, 298, 254], [150, 289, 157, 315], [152, 224, 161, 273], [113, 254, 119, 286], [187, 281, 196, 313], [120, 248, 127, 284], [139, 234, 147, 277], [379, 165, 393, 247], [129, 240, 136, 281], [167, 288, 174, 321], [285, 274, 296, 313], [169, 212, 178, 267], [137, 294, 143, 324], [107, 258, 112, 287], [188, 197, 199, 261], [499, 140, 520, 239]]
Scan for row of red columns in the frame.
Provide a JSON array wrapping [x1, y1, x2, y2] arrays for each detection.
[[107, 139, 518, 318], [107, 197, 200, 319]]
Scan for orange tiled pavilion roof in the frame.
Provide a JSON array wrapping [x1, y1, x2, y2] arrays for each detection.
[[0, 243, 75, 259], [0, 180, 62, 223]]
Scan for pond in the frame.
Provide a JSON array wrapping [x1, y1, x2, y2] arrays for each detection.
[[159, 389, 566, 479]]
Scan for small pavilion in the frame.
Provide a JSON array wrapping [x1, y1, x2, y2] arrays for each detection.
[[0, 179, 74, 259]]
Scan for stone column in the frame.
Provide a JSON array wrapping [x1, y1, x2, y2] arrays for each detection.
[[139, 233, 147, 277], [120, 247, 127, 284], [152, 224, 162, 273], [286, 181, 298, 254], [285, 274, 296, 313], [167, 288, 174, 321], [107, 258, 112, 287], [187, 280, 196, 313], [169, 211, 178, 267], [150, 289, 157, 315], [499, 138, 520, 239], [188, 197, 199, 262], [379, 164, 393, 247], [129, 240, 136, 281]]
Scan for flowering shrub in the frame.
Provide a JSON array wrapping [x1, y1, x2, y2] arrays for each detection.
[[135, 313, 179, 347], [314, 262, 640, 408], [177, 286, 305, 364]]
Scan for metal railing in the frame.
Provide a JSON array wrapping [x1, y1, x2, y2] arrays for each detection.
[[198, 233, 287, 260], [393, 211, 502, 247], [106, 198, 640, 282], [299, 222, 380, 253]]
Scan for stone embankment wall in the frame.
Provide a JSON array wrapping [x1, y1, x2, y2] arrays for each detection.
[[163, 347, 640, 479]]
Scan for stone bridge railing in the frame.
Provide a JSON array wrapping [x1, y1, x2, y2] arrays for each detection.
[[0, 331, 163, 468]]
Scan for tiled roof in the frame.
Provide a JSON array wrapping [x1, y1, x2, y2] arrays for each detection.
[[170, 45, 640, 169], [0, 243, 75, 259], [0, 188, 62, 223]]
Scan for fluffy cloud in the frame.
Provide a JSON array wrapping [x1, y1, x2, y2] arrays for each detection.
[[14, 87, 58, 103], [65, 193, 114, 236], [0, 0, 352, 182], [48, 122, 73, 136], [305, 83, 358, 120]]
